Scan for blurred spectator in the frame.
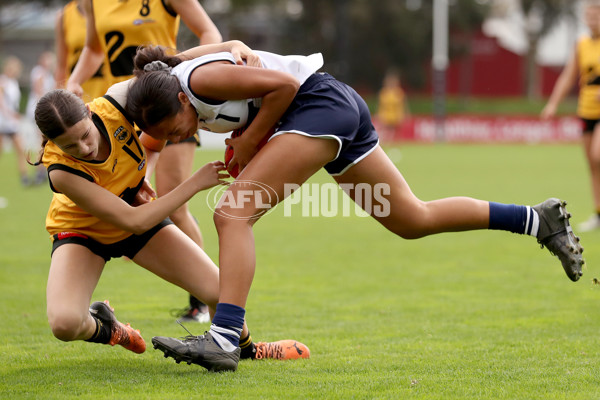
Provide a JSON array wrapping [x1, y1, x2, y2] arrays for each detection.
[[0, 56, 29, 186], [376, 68, 409, 142], [541, 1, 600, 232], [26, 51, 56, 121], [26, 51, 55, 185], [54, 0, 109, 101]]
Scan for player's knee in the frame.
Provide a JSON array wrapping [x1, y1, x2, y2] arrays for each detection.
[[387, 225, 428, 240], [213, 209, 254, 233], [48, 311, 85, 341], [214, 211, 237, 233], [380, 205, 431, 239], [213, 211, 229, 234]]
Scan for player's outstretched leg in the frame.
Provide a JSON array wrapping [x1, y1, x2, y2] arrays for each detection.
[[533, 198, 584, 281], [89, 300, 146, 354], [152, 332, 240, 372]]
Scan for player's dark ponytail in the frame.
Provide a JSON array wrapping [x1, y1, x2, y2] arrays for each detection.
[[29, 89, 88, 165], [127, 46, 184, 132], [132, 45, 182, 77]]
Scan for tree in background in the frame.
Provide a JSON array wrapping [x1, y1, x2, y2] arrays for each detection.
[[182, 0, 490, 94], [5, 0, 578, 97], [487, 0, 577, 99], [282, 0, 489, 93], [0, 0, 57, 47], [520, 0, 576, 99]]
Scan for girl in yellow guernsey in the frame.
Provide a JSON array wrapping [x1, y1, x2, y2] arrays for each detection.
[[54, 0, 109, 100], [33, 42, 310, 369], [66, 0, 223, 323], [541, 0, 600, 232]]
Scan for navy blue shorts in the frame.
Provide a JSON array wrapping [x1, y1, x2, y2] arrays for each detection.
[[271, 73, 379, 175], [50, 219, 173, 262]]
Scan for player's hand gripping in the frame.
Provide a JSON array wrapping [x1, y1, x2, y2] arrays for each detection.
[[228, 40, 262, 68], [66, 81, 84, 99], [193, 161, 230, 191], [224, 134, 260, 176], [132, 178, 157, 206]]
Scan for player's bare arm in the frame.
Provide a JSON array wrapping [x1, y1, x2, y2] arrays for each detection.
[[54, 10, 68, 87], [49, 162, 228, 235], [66, 0, 104, 96], [169, 0, 222, 45], [190, 63, 299, 170], [177, 41, 262, 67], [541, 49, 579, 119]]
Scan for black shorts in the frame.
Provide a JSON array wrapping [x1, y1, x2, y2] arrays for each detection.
[[136, 129, 201, 147], [51, 219, 173, 262], [166, 132, 201, 146], [581, 118, 599, 134]]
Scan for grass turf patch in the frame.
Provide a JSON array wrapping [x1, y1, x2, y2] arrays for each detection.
[[1, 143, 599, 399]]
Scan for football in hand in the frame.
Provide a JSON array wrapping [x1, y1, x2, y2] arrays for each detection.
[[224, 126, 274, 178]]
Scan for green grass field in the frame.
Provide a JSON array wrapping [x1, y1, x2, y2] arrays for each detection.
[[1, 144, 600, 399], [365, 95, 579, 116]]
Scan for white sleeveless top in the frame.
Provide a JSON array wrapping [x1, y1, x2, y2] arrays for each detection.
[[170, 51, 323, 133], [0, 75, 21, 133]]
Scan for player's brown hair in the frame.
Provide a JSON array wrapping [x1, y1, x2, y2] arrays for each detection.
[[31, 89, 88, 165]]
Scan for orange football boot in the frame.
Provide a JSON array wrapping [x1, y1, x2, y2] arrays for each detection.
[[89, 300, 146, 354], [254, 340, 310, 360]]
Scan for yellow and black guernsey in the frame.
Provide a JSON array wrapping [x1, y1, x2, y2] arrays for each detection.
[[91, 0, 179, 85], [62, 0, 110, 99], [577, 35, 600, 120], [43, 96, 146, 244]]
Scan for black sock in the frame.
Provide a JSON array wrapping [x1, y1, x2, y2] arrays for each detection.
[[84, 315, 112, 344], [189, 295, 206, 309], [239, 332, 256, 360]]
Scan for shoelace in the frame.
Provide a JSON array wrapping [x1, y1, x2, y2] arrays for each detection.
[[175, 321, 207, 343], [109, 322, 132, 346], [180, 335, 208, 343], [255, 342, 284, 360]]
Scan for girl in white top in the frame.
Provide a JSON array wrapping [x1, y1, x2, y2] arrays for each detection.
[[27, 52, 56, 120], [27, 51, 56, 185], [0, 56, 29, 185], [125, 44, 584, 373]]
